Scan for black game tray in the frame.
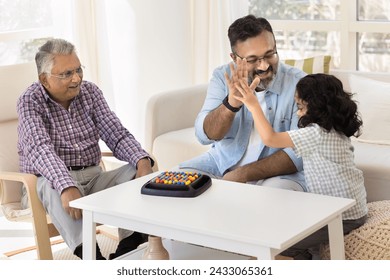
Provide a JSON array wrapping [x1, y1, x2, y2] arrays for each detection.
[[141, 171, 212, 197]]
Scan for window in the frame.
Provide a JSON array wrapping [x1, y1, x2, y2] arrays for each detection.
[[0, 0, 72, 66], [249, 0, 390, 72]]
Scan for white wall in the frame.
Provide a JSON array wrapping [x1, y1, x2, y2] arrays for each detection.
[[104, 0, 194, 147]]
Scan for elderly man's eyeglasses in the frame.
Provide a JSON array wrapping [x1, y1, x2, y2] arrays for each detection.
[[48, 65, 85, 80], [234, 51, 278, 65]]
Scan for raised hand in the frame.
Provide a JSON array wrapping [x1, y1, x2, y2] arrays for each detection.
[[224, 57, 251, 109], [232, 58, 261, 113]]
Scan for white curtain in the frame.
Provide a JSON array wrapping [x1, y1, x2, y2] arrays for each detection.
[[70, 0, 248, 145], [72, 0, 135, 130], [191, 0, 248, 84]]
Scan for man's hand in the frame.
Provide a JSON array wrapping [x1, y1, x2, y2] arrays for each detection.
[[224, 57, 257, 109], [135, 157, 153, 178], [232, 59, 261, 113], [61, 187, 82, 220], [224, 60, 246, 109]]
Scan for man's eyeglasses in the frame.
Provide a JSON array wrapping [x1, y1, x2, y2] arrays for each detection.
[[234, 51, 278, 65], [48, 65, 85, 80]]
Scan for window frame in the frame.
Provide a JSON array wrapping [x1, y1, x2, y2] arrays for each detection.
[[263, 2, 390, 70], [0, 0, 73, 66]]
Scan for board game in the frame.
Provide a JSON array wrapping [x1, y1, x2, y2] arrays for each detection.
[[141, 171, 212, 197]]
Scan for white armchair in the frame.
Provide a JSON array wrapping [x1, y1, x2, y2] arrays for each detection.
[[145, 84, 210, 171]]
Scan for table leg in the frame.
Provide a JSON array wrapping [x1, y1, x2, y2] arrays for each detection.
[[254, 248, 277, 260], [328, 214, 345, 260], [82, 210, 96, 260]]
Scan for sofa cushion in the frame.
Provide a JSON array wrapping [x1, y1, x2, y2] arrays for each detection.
[[153, 127, 210, 171], [284, 55, 331, 74], [350, 75, 390, 145], [352, 140, 390, 202]]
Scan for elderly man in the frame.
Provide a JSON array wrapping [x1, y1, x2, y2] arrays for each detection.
[[17, 38, 153, 259]]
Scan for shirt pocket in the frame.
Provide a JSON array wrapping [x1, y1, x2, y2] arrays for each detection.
[[273, 117, 292, 132]]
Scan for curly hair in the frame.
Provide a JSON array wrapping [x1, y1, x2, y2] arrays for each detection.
[[296, 74, 362, 137]]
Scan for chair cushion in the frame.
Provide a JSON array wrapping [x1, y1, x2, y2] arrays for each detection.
[[152, 127, 210, 171], [1, 202, 31, 221], [0, 120, 22, 205], [0, 62, 36, 122]]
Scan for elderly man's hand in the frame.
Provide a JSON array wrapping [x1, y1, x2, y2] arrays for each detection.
[[135, 157, 153, 178], [61, 187, 82, 220]]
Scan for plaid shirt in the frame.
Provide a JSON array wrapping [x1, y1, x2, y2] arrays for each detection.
[[288, 124, 368, 220], [17, 81, 150, 194]]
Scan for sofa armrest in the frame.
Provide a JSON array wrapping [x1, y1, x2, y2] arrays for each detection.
[[145, 83, 208, 153]]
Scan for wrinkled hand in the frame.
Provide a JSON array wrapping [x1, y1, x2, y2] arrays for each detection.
[[135, 157, 153, 178], [231, 58, 261, 113], [61, 187, 82, 220]]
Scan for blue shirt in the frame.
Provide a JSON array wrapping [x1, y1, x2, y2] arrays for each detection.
[[180, 62, 307, 188]]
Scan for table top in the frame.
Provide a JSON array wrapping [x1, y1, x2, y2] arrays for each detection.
[[71, 172, 355, 250]]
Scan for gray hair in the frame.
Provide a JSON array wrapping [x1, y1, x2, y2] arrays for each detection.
[[35, 38, 76, 75]]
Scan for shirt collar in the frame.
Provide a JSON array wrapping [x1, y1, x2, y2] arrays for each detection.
[[38, 82, 81, 104]]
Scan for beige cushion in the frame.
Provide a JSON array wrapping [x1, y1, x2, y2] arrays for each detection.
[[0, 62, 36, 217], [0, 62, 36, 122], [321, 200, 390, 260], [284, 55, 331, 74], [349, 75, 390, 145], [0, 120, 22, 206], [153, 127, 210, 171], [352, 140, 390, 202], [1, 202, 31, 221]]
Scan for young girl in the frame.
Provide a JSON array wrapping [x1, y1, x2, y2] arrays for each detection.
[[232, 64, 368, 259]]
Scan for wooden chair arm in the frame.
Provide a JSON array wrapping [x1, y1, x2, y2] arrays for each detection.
[[0, 171, 53, 259]]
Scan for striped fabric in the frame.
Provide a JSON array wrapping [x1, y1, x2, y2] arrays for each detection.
[[284, 55, 331, 74]]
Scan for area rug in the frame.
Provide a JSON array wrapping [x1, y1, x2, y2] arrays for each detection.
[[321, 200, 390, 260]]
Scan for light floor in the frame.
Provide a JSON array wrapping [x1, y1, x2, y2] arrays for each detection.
[[0, 215, 68, 260], [0, 214, 37, 259]]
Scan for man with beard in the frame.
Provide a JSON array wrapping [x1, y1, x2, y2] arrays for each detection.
[[17, 38, 153, 259], [179, 15, 307, 192]]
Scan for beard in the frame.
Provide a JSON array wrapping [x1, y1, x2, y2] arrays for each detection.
[[249, 65, 277, 91]]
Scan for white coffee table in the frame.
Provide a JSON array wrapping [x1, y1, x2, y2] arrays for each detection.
[[70, 172, 355, 260]]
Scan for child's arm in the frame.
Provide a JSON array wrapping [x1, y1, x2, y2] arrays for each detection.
[[230, 59, 294, 148]]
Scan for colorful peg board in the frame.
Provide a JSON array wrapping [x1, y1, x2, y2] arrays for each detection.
[[141, 171, 212, 197]]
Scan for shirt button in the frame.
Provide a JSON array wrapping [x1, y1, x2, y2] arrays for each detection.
[[74, 144, 79, 148], [268, 107, 272, 110], [78, 155, 81, 159], [69, 125, 72, 129]]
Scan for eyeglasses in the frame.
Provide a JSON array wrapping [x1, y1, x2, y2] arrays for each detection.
[[48, 65, 85, 80], [234, 51, 278, 65]]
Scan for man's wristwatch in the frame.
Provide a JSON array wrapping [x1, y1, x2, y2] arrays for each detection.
[[222, 96, 242, 112]]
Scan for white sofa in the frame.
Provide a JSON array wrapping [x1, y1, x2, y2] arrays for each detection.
[[145, 69, 390, 203]]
